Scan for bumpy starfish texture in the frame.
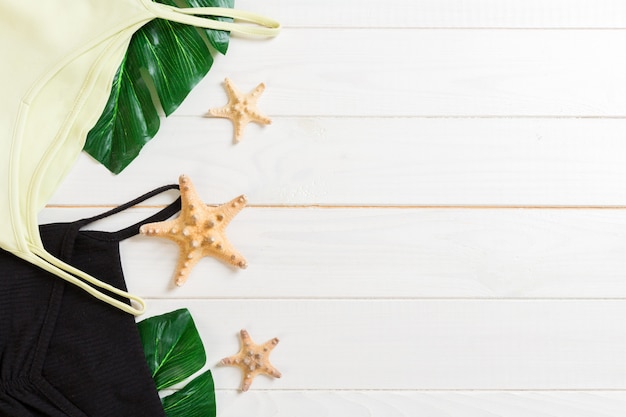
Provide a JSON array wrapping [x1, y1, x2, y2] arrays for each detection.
[[207, 77, 271, 143], [220, 329, 281, 392], [140, 175, 247, 286]]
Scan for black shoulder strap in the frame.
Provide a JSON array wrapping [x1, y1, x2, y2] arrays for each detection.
[[74, 184, 181, 241]]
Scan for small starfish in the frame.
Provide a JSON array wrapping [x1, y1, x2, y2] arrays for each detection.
[[140, 175, 247, 286], [220, 329, 281, 391], [207, 78, 271, 143]]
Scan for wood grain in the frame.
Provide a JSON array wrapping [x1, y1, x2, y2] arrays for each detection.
[[236, 0, 626, 28], [169, 29, 626, 117], [214, 391, 626, 417], [39, 206, 626, 299], [53, 118, 626, 206], [140, 299, 626, 390]]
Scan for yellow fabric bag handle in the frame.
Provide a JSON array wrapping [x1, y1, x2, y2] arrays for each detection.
[[26, 250, 148, 315]]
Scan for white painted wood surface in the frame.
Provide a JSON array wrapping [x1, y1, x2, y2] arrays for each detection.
[[41, 1, 626, 415], [54, 118, 626, 206], [39, 207, 626, 299]]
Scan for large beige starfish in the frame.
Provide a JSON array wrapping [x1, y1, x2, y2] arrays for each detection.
[[140, 175, 247, 286], [207, 78, 271, 143], [220, 329, 282, 391]]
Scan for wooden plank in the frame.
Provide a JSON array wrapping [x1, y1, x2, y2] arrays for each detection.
[[54, 118, 626, 206], [214, 391, 626, 417], [170, 29, 626, 117], [140, 299, 626, 390], [38, 207, 626, 299], [237, 0, 626, 28]]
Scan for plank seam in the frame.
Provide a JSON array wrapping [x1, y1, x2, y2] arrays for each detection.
[[173, 115, 626, 120], [45, 204, 626, 210], [140, 297, 626, 301], [210, 388, 626, 392], [280, 26, 626, 31]]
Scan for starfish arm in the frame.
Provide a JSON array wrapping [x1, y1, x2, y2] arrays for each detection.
[[232, 116, 247, 142], [265, 364, 282, 378], [220, 354, 240, 366], [240, 329, 252, 345], [173, 248, 203, 286], [223, 77, 240, 98], [262, 337, 280, 351], [215, 195, 248, 228], [208, 104, 234, 119], [248, 110, 272, 126], [140, 218, 184, 244], [204, 237, 248, 269], [241, 375, 254, 392], [179, 174, 205, 218], [249, 82, 266, 102]]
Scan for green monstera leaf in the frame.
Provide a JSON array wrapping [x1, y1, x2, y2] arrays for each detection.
[[84, 0, 234, 174], [162, 370, 216, 417], [138, 308, 216, 417], [138, 308, 206, 390]]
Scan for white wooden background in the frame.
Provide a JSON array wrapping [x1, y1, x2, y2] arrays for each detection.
[[40, 1, 626, 415]]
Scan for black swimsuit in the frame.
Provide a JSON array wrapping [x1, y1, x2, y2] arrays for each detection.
[[0, 185, 180, 416]]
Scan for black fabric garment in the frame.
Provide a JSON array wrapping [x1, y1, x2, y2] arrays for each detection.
[[0, 185, 181, 417]]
